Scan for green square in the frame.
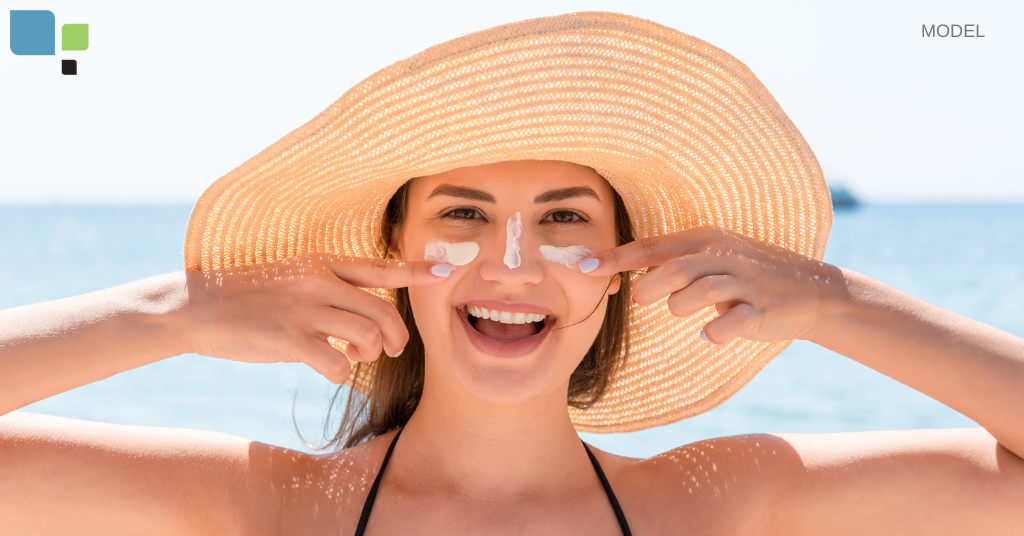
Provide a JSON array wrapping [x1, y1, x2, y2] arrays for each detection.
[[62, 24, 88, 51]]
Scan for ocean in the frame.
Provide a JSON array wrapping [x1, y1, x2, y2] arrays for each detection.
[[3, 203, 1021, 458]]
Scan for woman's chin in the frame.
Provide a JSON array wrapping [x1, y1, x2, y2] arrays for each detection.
[[461, 366, 561, 406], [450, 337, 569, 406]]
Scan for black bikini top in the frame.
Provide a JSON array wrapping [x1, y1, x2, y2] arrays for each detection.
[[354, 428, 633, 536]]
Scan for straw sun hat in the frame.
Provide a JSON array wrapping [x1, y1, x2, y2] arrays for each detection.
[[184, 11, 833, 433]]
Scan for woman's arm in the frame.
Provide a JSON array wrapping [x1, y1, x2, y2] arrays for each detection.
[[0, 411, 280, 536], [580, 226, 1024, 458], [0, 272, 190, 416], [805, 268, 1024, 458], [0, 255, 445, 416], [767, 427, 1024, 535]]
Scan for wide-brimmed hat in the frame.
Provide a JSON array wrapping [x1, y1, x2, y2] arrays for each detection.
[[184, 11, 832, 433]]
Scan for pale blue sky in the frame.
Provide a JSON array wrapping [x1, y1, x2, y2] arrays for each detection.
[[2, 0, 1020, 203]]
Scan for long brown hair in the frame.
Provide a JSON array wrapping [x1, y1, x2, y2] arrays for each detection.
[[316, 175, 636, 450]]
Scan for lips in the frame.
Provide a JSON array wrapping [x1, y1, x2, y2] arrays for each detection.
[[456, 305, 554, 358]]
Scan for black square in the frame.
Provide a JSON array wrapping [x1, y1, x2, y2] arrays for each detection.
[[62, 59, 77, 75]]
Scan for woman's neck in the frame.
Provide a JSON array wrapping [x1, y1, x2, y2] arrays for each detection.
[[391, 369, 595, 498]]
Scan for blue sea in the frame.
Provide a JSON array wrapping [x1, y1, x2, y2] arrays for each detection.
[[3, 204, 1022, 458]]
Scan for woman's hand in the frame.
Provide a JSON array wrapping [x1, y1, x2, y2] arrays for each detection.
[[184, 254, 451, 383], [579, 225, 843, 344]]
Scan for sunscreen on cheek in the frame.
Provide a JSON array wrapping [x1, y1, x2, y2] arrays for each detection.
[[504, 212, 522, 269], [424, 240, 480, 266], [539, 245, 595, 269]]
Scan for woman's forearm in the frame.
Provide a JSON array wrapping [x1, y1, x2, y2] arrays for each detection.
[[0, 272, 192, 415], [807, 268, 1024, 458]]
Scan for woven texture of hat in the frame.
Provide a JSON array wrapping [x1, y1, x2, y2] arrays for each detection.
[[184, 11, 832, 433]]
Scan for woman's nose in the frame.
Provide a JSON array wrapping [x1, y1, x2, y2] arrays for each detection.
[[477, 213, 543, 286]]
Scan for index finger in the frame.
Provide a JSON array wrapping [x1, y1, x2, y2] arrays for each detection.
[[322, 256, 452, 289], [579, 230, 709, 276]]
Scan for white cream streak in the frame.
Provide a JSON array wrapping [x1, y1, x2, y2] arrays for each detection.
[[423, 240, 480, 266], [539, 244, 595, 269], [503, 212, 522, 269]]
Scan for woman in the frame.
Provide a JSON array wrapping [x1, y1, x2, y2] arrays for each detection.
[[2, 12, 1023, 536]]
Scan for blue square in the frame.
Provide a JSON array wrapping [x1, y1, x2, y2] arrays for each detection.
[[10, 10, 55, 56]]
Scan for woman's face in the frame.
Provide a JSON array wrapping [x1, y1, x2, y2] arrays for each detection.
[[393, 160, 622, 406]]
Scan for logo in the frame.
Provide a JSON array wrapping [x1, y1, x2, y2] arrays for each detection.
[[10, 10, 89, 75]]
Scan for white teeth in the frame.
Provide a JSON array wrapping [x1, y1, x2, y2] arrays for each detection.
[[467, 306, 547, 324]]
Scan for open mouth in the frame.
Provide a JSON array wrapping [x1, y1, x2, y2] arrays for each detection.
[[458, 305, 552, 343]]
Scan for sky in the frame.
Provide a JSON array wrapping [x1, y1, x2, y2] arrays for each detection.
[[1, 0, 1021, 203]]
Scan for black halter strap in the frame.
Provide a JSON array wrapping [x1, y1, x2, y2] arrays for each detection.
[[583, 440, 633, 536], [354, 429, 632, 536], [353, 428, 403, 536]]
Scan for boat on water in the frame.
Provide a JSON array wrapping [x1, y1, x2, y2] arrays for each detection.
[[828, 183, 859, 209]]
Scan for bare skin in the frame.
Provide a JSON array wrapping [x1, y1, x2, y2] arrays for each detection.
[[1, 160, 1023, 535]]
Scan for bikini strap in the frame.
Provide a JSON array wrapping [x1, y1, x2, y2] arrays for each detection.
[[583, 441, 633, 536], [354, 428, 403, 536]]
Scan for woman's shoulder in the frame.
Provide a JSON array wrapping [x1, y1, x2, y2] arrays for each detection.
[[590, 427, 1016, 536], [587, 433, 794, 536], [258, 430, 399, 535]]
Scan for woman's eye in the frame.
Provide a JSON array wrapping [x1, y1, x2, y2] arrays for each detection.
[[441, 207, 485, 223], [543, 210, 587, 227]]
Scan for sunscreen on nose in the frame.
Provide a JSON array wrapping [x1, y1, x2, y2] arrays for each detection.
[[504, 212, 522, 269], [539, 245, 595, 269], [424, 240, 479, 266]]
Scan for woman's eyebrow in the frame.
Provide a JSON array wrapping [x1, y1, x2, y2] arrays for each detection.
[[534, 186, 600, 203], [425, 184, 600, 203], [426, 184, 495, 203]]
